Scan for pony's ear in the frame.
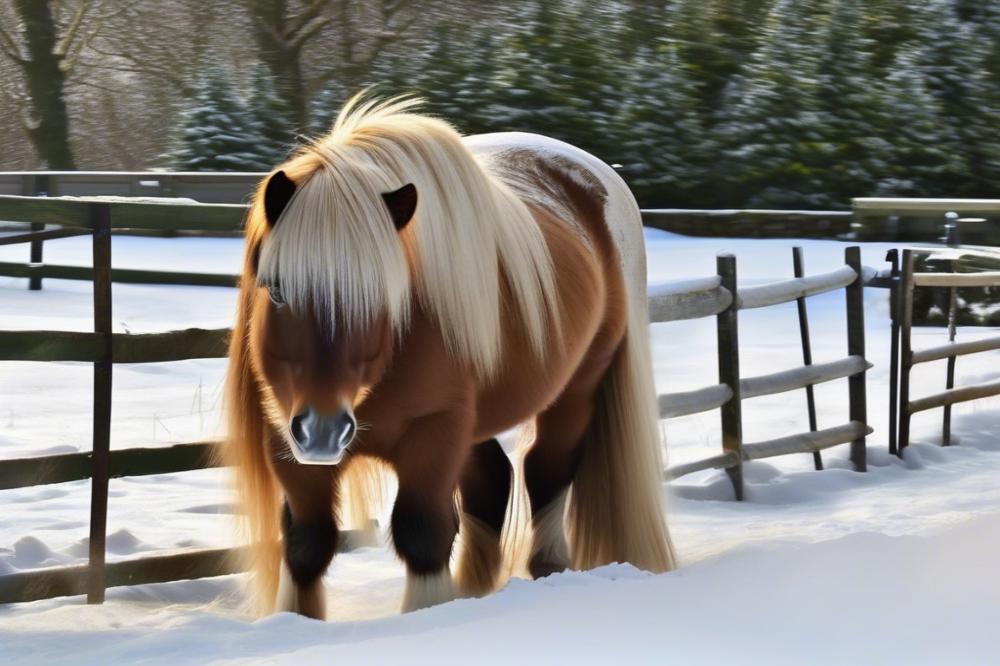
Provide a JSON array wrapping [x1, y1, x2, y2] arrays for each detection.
[[263, 170, 296, 228], [381, 183, 417, 231]]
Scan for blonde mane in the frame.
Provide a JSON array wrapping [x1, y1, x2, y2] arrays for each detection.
[[257, 95, 559, 378]]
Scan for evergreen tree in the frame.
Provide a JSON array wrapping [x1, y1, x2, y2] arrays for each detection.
[[713, 0, 832, 207], [673, 0, 773, 119], [875, 47, 959, 196], [247, 63, 296, 167], [814, 0, 889, 203], [916, 0, 1000, 196], [487, 0, 629, 161], [173, 68, 269, 171], [617, 42, 708, 207]]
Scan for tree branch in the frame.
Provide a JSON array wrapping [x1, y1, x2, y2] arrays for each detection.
[[288, 14, 330, 50], [287, 0, 330, 38], [61, 18, 104, 73], [53, 0, 90, 58], [0, 22, 27, 65]]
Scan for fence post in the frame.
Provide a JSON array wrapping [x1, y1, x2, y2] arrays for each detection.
[[942, 257, 958, 446], [87, 203, 113, 604], [21, 174, 48, 291], [792, 246, 823, 471], [897, 250, 915, 453], [886, 250, 901, 456], [716, 253, 744, 500], [845, 246, 867, 471]]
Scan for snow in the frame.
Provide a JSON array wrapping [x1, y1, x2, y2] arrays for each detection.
[[2, 229, 999, 664]]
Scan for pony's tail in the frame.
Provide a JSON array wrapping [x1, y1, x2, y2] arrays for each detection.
[[566, 266, 677, 574], [220, 286, 283, 615]]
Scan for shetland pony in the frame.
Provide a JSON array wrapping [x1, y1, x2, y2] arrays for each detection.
[[223, 95, 676, 618]]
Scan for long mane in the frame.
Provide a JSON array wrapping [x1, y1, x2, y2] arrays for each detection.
[[256, 95, 559, 378]]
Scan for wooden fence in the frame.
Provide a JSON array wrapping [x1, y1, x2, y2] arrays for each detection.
[[896, 248, 1000, 451], [0, 194, 374, 606], [653, 247, 871, 498]]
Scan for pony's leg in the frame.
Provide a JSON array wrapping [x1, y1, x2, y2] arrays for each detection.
[[455, 438, 512, 597], [524, 348, 615, 579], [524, 396, 591, 578], [271, 458, 337, 619], [391, 415, 469, 612]]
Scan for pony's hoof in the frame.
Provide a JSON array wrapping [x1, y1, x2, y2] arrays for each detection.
[[528, 556, 567, 580], [401, 570, 456, 612]]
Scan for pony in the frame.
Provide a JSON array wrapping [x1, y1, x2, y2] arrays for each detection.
[[223, 94, 676, 618]]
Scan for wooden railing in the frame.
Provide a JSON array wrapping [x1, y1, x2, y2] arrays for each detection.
[[896, 248, 1000, 451], [654, 247, 871, 499]]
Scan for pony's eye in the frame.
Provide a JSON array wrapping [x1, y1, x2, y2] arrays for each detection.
[[267, 283, 285, 306]]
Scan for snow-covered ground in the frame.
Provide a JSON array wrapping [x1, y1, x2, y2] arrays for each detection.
[[1, 230, 998, 665]]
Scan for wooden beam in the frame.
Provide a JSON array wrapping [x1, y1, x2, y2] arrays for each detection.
[[742, 421, 873, 460], [0, 227, 90, 246], [112, 328, 230, 363], [0, 328, 230, 363], [845, 246, 868, 472], [737, 266, 857, 310], [0, 442, 220, 490], [716, 253, 744, 500], [0, 194, 247, 232], [0, 548, 244, 604], [853, 198, 1000, 213], [792, 247, 823, 471], [898, 251, 916, 452], [739, 355, 871, 400], [88, 204, 113, 604], [911, 335, 1000, 365], [664, 452, 740, 481], [648, 277, 733, 322], [0, 261, 239, 287], [658, 383, 733, 419], [908, 380, 1000, 414], [0, 525, 378, 605], [911, 272, 1000, 288], [0, 330, 103, 362]]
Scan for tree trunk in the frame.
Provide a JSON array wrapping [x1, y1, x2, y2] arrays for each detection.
[[14, 0, 76, 169], [249, 0, 309, 132]]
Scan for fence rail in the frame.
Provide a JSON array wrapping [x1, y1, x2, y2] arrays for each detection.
[[0, 327, 229, 363], [0, 442, 217, 491]]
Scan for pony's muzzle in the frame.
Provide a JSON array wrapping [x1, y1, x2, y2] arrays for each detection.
[[288, 405, 356, 465]]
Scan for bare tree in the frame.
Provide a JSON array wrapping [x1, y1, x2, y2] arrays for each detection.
[[0, 0, 137, 169], [1, 1, 85, 168], [247, 0, 430, 130]]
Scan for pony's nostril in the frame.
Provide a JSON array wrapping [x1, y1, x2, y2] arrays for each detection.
[[338, 414, 356, 447], [288, 405, 353, 465], [290, 408, 311, 446]]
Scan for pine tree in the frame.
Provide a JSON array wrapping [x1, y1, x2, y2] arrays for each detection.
[[486, 0, 629, 161], [247, 63, 296, 167], [713, 0, 831, 207], [875, 47, 959, 196], [617, 42, 708, 207], [814, 0, 889, 203], [916, 0, 1000, 196], [172, 68, 270, 171]]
